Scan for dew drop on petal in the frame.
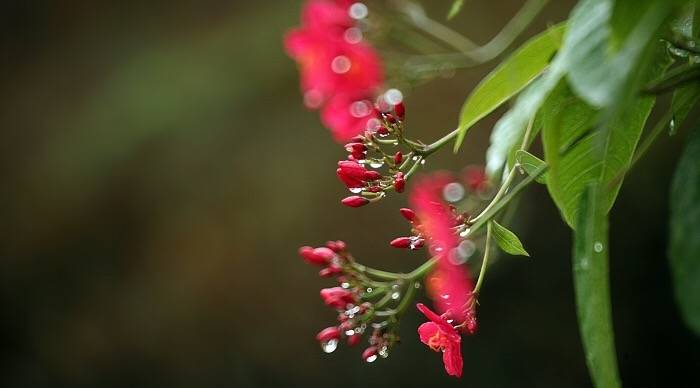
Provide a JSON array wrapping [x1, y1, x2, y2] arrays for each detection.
[[365, 354, 378, 363], [369, 160, 384, 168], [341, 282, 350, 288], [344, 27, 363, 44], [349, 187, 363, 194], [349, 2, 369, 19], [442, 182, 465, 203], [331, 55, 352, 74], [345, 329, 355, 336], [350, 100, 371, 118], [384, 88, 404, 105], [303, 89, 323, 109], [321, 339, 338, 353]]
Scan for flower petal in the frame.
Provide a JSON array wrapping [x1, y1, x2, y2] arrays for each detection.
[[442, 342, 463, 378], [417, 321, 440, 346]]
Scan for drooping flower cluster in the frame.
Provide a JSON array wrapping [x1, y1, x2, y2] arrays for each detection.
[[298, 241, 412, 362], [285, 0, 384, 141]]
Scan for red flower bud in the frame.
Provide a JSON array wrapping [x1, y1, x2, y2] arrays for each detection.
[[337, 160, 368, 189], [384, 113, 396, 123], [393, 172, 405, 193], [363, 170, 382, 181], [362, 346, 379, 362], [347, 334, 362, 346], [342, 196, 369, 207], [325, 240, 346, 252], [351, 150, 366, 160], [390, 237, 412, 248], [377, 126, 389, 136], [466, 316, 478, 335], [399, 208, 417, 222], [344, 142, 367, 153], [316, 326, 341, 342], [319, 265, 342, 277], [394, 152, 403, 165], [394, 102, 405, 120], [367, 186, 382, 193], [321, 287, 356, 309], [299, 246, 329, 265]]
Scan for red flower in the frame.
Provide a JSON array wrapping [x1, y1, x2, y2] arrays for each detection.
[[416, 303, 463, 378], [322, 94, 378, 142], [336, 160, 375, 189], [410, 174, 474, 323]]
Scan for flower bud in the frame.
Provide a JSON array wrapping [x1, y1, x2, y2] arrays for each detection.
[[344, 142, 367, 153], [362, 346, 379, 362], [363, 170, 382, 181], [393, 172, 405, 193], [384, 113, 396, 124], [347, 334, 362, 346], [325, 240, 346, 252], [337, 160, 368, 188], [316, 326, 341, 342], [399, 208, 417, 222], [390, 237, 412, 248], [394, 152, 403, 165], [299, 246, 329, 265], [377, 126, 389, 136], [319, 265, 342, 278], [342, 196, 369, 207], [321, 287, 356, 309], [466, 316, 478, 335], [394, 102, 405, 120]]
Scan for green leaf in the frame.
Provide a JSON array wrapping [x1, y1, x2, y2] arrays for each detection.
[[490, 220, 529, 256], [542, 75, 663, 228], [447, 0, 464, 20], [515, 150, 547, 183], [453, 23, 566, 152], [669, 123, 700, 336], [671, 82, 700, 133], [565, 0, 672, 108], [573, 184, 621, 388]]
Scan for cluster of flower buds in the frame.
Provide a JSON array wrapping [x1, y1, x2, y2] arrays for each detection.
[[298, 241, 407, 362], [336, 97, 429, 207], [389, 205, 473, 251]]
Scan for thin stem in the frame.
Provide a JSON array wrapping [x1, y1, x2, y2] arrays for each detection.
[[470, 115, 536, 224], [419, 127, 461, 156], [396, 1, 478, 53], [468, 163, 548, 236], [472, 222, 493, 294]]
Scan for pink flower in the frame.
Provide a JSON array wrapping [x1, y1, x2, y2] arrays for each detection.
[[410, 174, 474, 323], [416, 303, 463, 378], [320, 287, 356, 309]]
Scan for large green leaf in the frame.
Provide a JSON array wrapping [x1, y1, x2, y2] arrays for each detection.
[[541, 81, 659, 228], [573, 185, 621, 388], [565, 0, 672, 107], [453, 23, 566, 152], [669, 124, 700, 336]]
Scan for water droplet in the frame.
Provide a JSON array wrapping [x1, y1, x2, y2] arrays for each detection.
[[391, 291, 400, 300], [442, 182, 465, 203], [331, 55, 351, 74], [344, 27, 363, 44], [411, 156, 420, 161], [350, 100, 371, 118], [414, 282, 421, 289], [459, 228, 471, 237], [383, 88, 403, 105], [378, 346, 389, 358], [593, 242, 603, 253], [366, 287, 373, 293], [345, 329, 355, 336], [321, 339, 338, 353], [365, 354, 378, 363], [349, 187, 363, 194], [456, 240, 476, 262], [369, 160, 384, 168], [349, 2, 368, 19], [669, 117, 677, 136], [366, 118, 381, 132], [341, 282, 350, 289], [303, 89, 323, 109]]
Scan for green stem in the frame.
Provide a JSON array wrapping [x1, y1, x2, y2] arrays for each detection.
[[419, 128, 461, 156], [472, 221, 493, 294]]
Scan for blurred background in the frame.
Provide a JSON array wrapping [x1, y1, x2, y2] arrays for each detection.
[[0, 1, 698, 387]]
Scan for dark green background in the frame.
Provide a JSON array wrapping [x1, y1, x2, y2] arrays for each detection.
[[0, 1, 697, 387]]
